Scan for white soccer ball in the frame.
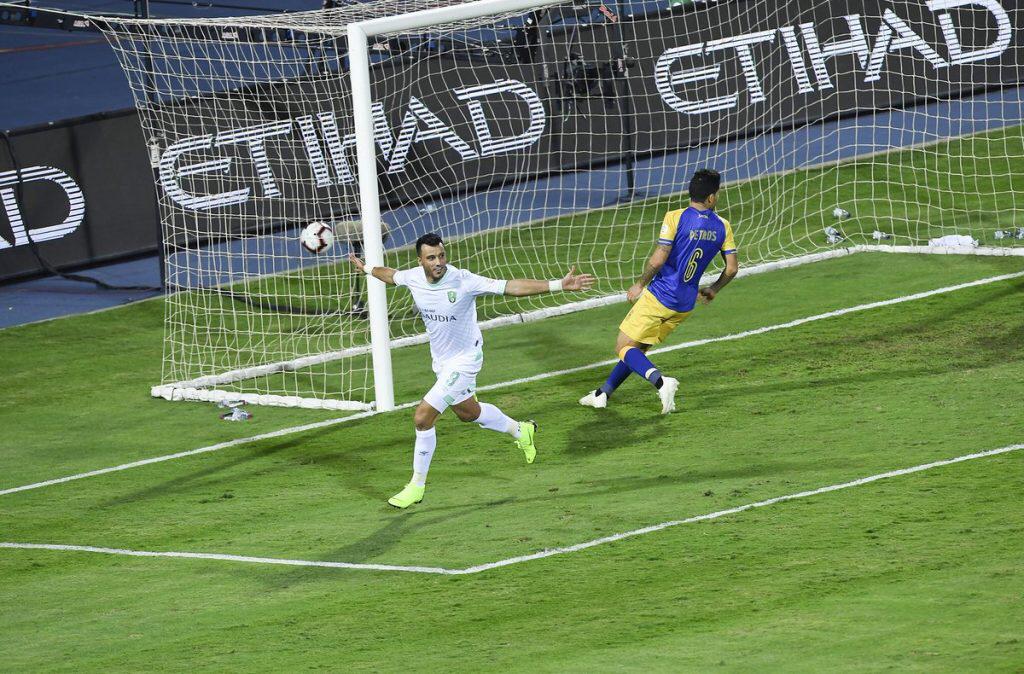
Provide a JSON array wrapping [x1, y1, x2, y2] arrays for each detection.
[[300, 221, 334, 254]]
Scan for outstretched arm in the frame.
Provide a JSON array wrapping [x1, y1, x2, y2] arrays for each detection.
[[348, 253, 397, 285], [626, 244, 672, 303], [698, 252, 739, 304], [504, 266, 596, 297]]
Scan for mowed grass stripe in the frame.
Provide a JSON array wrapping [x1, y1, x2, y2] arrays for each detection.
[[2, 252, 1020, 490], [2, 442, 1020, 574], [3, 259, 1021, 571], [1, 262, 1021, 671], [3, 265, 1021, 499]]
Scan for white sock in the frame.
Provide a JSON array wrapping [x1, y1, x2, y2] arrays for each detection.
[[475, 403, 521, 439], [411, 427, 436, 487]]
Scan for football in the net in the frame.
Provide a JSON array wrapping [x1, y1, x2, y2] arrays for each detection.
[[300, 221, 334, 254]]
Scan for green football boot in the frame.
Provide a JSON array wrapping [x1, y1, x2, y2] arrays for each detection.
[[515, 420, 538, 464], [387, 482, 425, 509]]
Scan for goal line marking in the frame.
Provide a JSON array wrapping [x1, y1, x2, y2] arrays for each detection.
[[478, 269, 1024, 393], [152, 245, 1024, 403], [2, 269, 1022, 499], [2, 443, 1020, 575]]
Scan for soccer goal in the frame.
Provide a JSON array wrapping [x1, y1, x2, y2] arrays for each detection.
[[96, 0, 1024, 412]]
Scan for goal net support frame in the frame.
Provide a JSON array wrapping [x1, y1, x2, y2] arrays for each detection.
[[85, 0, 1024, 412], [149, 239, 1023, 410], [348, 0, 561, 412]]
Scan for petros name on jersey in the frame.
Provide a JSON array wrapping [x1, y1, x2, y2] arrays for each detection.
[[689, 230, 719, 242]]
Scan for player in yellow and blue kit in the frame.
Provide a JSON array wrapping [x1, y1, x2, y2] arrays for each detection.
[[580, 168, 739, 413]]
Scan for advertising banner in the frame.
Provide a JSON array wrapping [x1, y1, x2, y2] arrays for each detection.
[[0, 112, 156, 282], [2, 0, 1020, 283]]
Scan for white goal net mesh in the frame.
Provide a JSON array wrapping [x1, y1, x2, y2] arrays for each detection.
[[100, 0, 1024, 409]]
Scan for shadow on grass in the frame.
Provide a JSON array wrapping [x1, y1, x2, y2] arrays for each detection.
[[267, 452, 827, 578], [563, 408, 670, 457], [319, 497, 510, 566], [688, 281, 1024, 404], [100, 277, 1023, 577], [98, 438, 305, 508]]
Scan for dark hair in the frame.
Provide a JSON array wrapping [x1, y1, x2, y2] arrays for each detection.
[[415, 232, 444, 255], [689, 168, 722, 202]]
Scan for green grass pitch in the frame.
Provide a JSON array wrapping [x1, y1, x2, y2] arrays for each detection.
[[1, 248, 1023, 670]]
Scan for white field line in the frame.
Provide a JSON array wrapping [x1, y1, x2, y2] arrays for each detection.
[[0, 406, 406, 498], [479, 268, 1024, 392], [2, 269, 1023, 500], [3, 443, 1021, 575], [154, 248, 864, 396]]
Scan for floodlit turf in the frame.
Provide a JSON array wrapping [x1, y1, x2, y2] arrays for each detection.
[[1, 252, 1022, 670]]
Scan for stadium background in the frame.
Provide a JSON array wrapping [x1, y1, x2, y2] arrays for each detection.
[[3, 0, 1021, 325], [1, 2, 1023, 669]]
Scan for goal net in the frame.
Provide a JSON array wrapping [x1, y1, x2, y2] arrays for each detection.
[[98, 0, 1024, 411]]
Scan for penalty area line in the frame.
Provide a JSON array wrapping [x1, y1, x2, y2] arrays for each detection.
[[2, 268, 1022, 499], [2, 443, 1021, 575], [477, 269, 1024, 392], [0, 407, 403, 498]]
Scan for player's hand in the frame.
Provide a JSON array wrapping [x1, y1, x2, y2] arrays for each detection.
[[698, 286, 716, 304], [348, 252, 366, 272], [561, 265, 596, 292], [626, 283, 644, 303]]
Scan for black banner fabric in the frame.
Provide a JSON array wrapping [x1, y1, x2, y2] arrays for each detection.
[[2, 0, 1021, 283], [626, 0, 1023, 154], [0, 112, 157, 282]]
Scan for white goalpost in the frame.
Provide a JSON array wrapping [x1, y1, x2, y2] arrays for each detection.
[[348, 0, 561, 411], [92, 0, 1024, 412]]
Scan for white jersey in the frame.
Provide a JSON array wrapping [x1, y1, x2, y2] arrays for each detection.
[[393, 264, 507, 373]]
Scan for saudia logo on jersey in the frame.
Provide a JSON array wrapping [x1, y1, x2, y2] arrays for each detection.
[[158, 78, 546, 211], [0, 166, 85, 250], [422, 310, 458, 323], [655, 0, 1013, 115]]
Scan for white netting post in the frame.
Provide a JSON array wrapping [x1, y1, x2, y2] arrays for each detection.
[[346, 0, 564, 413], [348, 21, 395, 412]]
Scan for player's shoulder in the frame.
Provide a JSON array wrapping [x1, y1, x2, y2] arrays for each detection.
[[715, 213, 736, 241], [663, 207, 686, 223], [659, 208, 687, 243], [713, 211, 738, 253], [396, 266, 426, 286], [447, 265, 480, 287]]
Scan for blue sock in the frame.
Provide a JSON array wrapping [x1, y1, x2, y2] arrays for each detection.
[[620, 347, 664, 390], [598, 361, 631, 397]]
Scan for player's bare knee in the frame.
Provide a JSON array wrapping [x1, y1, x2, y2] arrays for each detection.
[[615, 334, 644, 359], [453, 407, 477, 422], [413, 404, 438, 430], [614, 333, 631, 355]]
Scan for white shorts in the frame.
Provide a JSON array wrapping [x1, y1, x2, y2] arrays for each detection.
[[423, 367, 478, 413]]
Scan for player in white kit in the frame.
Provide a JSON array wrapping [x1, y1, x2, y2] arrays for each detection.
[[349, 233, 595, 508]]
